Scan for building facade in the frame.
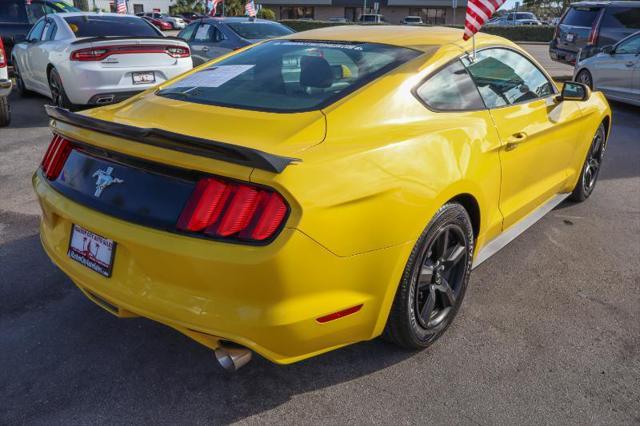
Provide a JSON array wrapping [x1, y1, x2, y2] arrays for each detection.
[[262, 0, 467, 25], [90, 0, 175, 14]]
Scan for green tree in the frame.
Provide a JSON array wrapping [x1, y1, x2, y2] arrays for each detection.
[[257, 7, 276, 20]]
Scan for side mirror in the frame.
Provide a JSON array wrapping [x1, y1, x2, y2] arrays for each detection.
[[601, 45, 614, 55], [559, 81, 591, 102]]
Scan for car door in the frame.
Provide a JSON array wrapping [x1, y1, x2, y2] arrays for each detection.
[[463, 48, 584, 230], [30, 17, 56, 90], [594, 34, 640, 101], [21, 18, 46, 88]]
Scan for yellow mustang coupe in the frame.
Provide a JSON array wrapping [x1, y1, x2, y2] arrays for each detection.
[[35, 26, 610, 370]]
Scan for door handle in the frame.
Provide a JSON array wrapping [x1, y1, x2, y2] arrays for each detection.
[[626, 61, 635, 67], [202, 46, 209, 52], [505, 132, 528, 151]]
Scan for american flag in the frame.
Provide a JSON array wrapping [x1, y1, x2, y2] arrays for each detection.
[[245, 0, 256, 17], [463, 0, 506, 40], [116, 0, 127, 14], [209, 0, 222, 16]]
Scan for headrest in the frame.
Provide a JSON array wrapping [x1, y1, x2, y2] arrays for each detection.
[[300, 56, 334, 89]]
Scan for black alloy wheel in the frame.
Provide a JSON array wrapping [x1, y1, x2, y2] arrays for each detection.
[[571, 123, 606, 202], [48, 68, 72, 109], [384, 203, 474, 349], [576, 69, 593, 90]]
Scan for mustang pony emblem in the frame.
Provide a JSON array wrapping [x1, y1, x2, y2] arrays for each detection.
[[92, 167, 124, 198]]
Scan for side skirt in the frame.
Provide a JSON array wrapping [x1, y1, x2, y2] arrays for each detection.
[[472, 193, 570, 269]]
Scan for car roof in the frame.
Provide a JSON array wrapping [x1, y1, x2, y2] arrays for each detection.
[[570, 1, 640, 7], [281, 25, 506, 52]]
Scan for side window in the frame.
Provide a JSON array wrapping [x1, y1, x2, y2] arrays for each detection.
[[463, 48, 555, 108], [178, 22, 198, 41], [602, 7, 640, 30], [616, 35, 640, 55], [211, 27, 225, 42], [415, 60, 485, 111], [193, 23, 212, 42], [27, 19, 46, 41], [43, 20, 57, 40]]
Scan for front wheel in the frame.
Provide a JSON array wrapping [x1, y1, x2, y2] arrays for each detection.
[[576, 69, 593, 90], [0, 96, 10, 127], [383, 203, 474, 349], [570, 123, 606, 202]]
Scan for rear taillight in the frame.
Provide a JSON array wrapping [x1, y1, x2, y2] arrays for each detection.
[[70, 44, 190, 61], [588, 10, 604, 45], [0, 37, 6, 68], [41, 135, 72, 180], [177, 177, 288, 242]]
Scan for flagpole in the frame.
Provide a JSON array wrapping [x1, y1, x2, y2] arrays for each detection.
[[472, 33, 476, 62]]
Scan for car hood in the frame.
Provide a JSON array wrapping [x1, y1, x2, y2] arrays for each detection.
[[82, 91, 327, 158]]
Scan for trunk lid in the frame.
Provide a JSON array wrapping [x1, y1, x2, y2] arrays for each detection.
[[82, 92, 327, 159], [73, 38, 190, 68]]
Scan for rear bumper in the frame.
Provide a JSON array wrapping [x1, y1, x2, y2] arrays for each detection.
[[34, 171, 411, 364], [549, 45, 578, 65], [61, 59, 192, 105]]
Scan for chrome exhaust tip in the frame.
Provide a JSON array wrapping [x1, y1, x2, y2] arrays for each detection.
[[215, 344, 252, 372]]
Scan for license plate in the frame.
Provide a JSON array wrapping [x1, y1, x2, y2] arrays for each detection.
[[132, 71, 155, 85], [68, 224, 116, 277], [566, 33, 575, 42]]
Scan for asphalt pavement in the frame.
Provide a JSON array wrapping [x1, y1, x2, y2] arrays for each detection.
[[1, 86, 639, 424]]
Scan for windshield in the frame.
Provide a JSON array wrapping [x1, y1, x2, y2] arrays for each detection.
[[227, 22, 293, 40], [64, 16, 161, 37], [515, 13, 535, 20], [50, 1, 80, 12], [157, 40, 421, 112]]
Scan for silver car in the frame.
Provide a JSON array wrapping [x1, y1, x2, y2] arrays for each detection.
[[575, 31, 640, 106]]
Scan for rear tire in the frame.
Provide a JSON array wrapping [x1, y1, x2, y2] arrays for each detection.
[[48, 68, 73, 109], [576, 69, 593, 90], [0, 96, 10, 127], [570, 123, 606, 202], [383, 203, 474, 349]]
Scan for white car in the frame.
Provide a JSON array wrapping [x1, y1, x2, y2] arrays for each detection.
[[11, 13, 193, 108], [0, 36, 11, 126], [402, 16, 424, 25]]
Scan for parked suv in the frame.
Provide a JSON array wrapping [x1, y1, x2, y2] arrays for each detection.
[[0, 0, 78, 64], [550, 1, 640, 65]]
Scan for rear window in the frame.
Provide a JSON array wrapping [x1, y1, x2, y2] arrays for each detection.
[[602, 7, 640, 30], [64, 16, 161, 37], [515, 13, 535, 20], [562, 7, 601, 27], [227, 22, 293, 40], [157, 40, 422, 112]]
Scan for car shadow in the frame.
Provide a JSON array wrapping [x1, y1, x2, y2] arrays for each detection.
[[0, 222, 418, 424]]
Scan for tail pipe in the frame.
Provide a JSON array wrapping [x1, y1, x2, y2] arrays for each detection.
[[215, 344, 252, 372]]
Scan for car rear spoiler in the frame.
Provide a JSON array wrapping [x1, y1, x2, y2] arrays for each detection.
[[45, 106, 299, 173], [70, 36, 187, 45]]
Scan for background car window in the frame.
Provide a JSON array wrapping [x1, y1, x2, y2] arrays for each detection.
[[27, 19, 46, 41], [178, 22, 198, 40], [227, 22, 293, 40], [193, 24, 224, 42], [0, 0, 28, 23], [463, 48, 554, 108], [616, 35, 640, 54], [416, 60, 485, 111], [562, 7, 601, 27], [43, 20, 57, 40], [64, 16, 160, 37], [602, 7, 640, 30]]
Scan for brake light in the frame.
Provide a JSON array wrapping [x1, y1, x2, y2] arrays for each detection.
[[177, 177, 289, 242], [41, 135, 72, 180], [0, 37, 6, 68], [588, 10, 604, 45], [70, 44, 190, 61]]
